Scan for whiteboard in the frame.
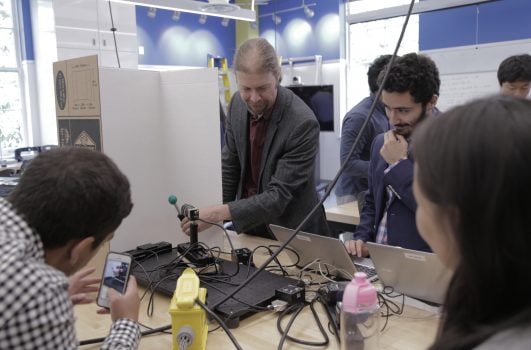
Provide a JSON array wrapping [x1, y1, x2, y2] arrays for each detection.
[[422, 38, 531, 111], [437, 72, 498, 111]]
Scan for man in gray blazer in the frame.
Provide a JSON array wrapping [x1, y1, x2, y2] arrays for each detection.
[[181, 38, 329, 238]]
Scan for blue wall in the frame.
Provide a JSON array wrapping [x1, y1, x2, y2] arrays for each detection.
[[18, 1, 531, 65], [420, 0, 531, 50], [18, 0, 34, 61], [136, 5, 236, 67], [259, 0, 342, 61]]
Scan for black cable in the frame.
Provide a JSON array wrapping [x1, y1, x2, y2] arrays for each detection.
[[199, 218, 236, 252], [142, 243, 218, 316], [252, 245, 288, 276], [309, 299, 331, 344], [138, 321, 172, 335], [378, 287, 405, 332], [106, 0, 121, 68], [77, 321, 171, 345], [267, 244, 300, 268], [277, 303, 305, 350], [146, 271, 182, 317], [276, 300, 330, 349], [79, 336, 106, 346], [208, 325, 221, 333], [317, 296, 340, 343], [195, 298, 243, 350], [211, 0, 417, 315], [141, 324, 172, 336]]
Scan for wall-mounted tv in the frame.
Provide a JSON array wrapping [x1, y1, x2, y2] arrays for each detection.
[[286, 84, 334, 132]]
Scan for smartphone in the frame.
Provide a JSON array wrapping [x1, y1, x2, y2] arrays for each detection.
[[96, 252, 133, 308]]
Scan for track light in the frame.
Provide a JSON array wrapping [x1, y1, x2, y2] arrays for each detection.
[[147, 7, 157, 18], [172, 10, 181, 22], [221, 17, 230, 27], [303, 5, 314, 19], [259, 1, 317, 23], [199, 14, 207, 24]]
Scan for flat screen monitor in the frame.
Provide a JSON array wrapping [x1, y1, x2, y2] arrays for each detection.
[[286, 84, 334, 132]]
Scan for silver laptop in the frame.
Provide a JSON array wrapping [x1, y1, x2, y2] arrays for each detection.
[[366, 242, 453, 304], [269, 224, 377, 281]]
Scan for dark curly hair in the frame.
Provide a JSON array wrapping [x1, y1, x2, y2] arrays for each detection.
[[367, 55, 393, 94], [378, 53, 440, 105], [8, 147, 133, 250], [497, 54, 531, 85]]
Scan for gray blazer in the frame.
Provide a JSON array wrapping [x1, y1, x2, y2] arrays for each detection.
[[222, 86, 330, 237]]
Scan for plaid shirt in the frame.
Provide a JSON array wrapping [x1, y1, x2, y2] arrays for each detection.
[[0, 198, 140, 349]]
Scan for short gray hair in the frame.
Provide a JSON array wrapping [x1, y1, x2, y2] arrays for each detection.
[[233, 38, 282, 82]]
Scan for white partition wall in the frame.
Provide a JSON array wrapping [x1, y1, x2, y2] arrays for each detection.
[[99, 67, 223, 251], [158, 69, 224, 249]]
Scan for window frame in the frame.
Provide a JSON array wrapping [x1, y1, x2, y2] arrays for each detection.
[[0, 0, 28, 158]]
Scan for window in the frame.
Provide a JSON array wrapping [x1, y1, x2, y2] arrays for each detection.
[[0, 0, 24, 158], [346, 0, 420, 111], [347, 0, 416, 14], [347, 15, 419, 109]]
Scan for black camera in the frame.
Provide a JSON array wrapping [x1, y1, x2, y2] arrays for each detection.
[[181, 204, 200, 221]]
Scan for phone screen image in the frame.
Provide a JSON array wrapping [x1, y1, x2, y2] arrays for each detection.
[[97, 253, 131, 308]]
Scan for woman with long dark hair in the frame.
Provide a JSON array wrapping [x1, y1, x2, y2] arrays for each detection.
[[412, 95, 531, 349]]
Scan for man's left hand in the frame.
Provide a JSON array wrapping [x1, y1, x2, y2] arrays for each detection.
[[69, 267, 101, 305]]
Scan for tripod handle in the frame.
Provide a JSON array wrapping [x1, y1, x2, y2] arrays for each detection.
[[190, 221, 198, 245]]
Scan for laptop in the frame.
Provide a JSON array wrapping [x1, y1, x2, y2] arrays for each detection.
[[269, 224, 377, 281], [366, 242, 453, 304]]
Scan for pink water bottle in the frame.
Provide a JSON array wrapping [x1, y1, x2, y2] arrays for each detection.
[[340, 272, 380, 350]]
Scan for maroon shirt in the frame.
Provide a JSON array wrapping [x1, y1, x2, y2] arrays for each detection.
[[242, 112, 271, 198]]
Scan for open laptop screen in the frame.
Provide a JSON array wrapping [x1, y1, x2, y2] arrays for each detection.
[[269, 224, 377, 281], [367, 242, 453, 304]]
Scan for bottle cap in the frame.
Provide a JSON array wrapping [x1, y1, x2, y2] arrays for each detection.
[[342, 272, 378, 313]]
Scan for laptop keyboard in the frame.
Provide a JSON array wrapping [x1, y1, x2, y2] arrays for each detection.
[[354, 263, 378, 280]]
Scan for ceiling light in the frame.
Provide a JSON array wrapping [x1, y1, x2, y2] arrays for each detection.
[[303, 5, 314, 18], [272, 14, 281, 25], [172, 10, 181, 21], [147, 7, 157, 18], [200, 0, 239, 13], [110, 0, 257, 22], [199, 14, 207, 24], [221, 17, 230, 27]]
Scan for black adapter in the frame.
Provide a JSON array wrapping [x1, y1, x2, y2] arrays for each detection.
[[137, 242, 173, 254], [317, 281, 349, 305], [127, 241, 173, 261], [275, 284, 305, 305], [231, 248, 253, 266], [176, 243, 215, 266]]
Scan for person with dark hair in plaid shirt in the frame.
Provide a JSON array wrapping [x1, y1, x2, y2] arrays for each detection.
[[0, 147, 141, 349]]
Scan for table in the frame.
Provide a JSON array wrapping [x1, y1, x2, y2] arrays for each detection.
[[76, 232, 439, 349], [325, 201, 360, 226], [0, 161, 22, 177], [325, 201, 360, 237]]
